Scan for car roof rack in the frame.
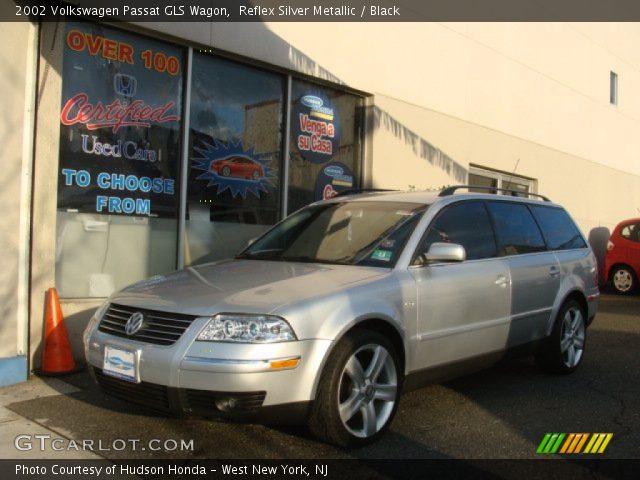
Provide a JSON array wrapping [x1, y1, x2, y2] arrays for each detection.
[[438, 185, 551, 202], [334, 188, 398, 197]]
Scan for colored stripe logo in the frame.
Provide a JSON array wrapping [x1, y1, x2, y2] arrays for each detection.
[[537, 433, 613, 454]]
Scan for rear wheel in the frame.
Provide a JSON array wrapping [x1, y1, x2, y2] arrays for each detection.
[[611, 265, 637, 294], [536, 299, 586, 374], [308, 330, 401, 447]]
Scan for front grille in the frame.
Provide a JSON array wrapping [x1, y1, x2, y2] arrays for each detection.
[[98, 304, 199, 345], [94, 368, 171, 412], [185, 389, 266, 416]]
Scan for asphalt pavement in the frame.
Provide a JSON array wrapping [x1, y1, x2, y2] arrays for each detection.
[[3, 293, 639, 460]]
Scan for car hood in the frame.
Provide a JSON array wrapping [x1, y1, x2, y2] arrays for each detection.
[[109, 259, 389, 317]]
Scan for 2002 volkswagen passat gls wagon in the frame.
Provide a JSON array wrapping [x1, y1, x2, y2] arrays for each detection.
[[84, 186, 599, 446]]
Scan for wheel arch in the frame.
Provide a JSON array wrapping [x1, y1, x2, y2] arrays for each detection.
[[547, 289, 589, 336], [564, 290, 588, 320], [309, 316, 406, 401]]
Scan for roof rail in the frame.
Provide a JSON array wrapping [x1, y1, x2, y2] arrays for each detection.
[[333, 188, 397, 197], [438, 185, 550, 202]]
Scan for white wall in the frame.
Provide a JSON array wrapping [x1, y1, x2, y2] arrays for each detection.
[[0, 22, 31, 361]]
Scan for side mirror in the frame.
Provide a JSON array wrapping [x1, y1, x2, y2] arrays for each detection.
[[424, 242, 466, 263]]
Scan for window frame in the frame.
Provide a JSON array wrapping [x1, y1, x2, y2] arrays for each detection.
[[468, 165, 537, 197], [179, 50, 367, 269], [285, 78, 366, 215]]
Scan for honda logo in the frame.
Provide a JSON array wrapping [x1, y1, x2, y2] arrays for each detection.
[[124, 312, 145, 336], [113, 73, 137, 97]]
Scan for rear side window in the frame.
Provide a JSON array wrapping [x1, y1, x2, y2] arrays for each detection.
[[416, 201, 497, 261], [621, 223, 640, 243], [487, 202, 546, 255], [530, 206, 587, 250]]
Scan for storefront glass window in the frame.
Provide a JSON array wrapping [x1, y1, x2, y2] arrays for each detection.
[[185, 54, 284, 265], [55, 23, 183, 297], [287, 80, 364, 214]]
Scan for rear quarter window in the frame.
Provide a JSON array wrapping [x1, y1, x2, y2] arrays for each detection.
[[530, 206, 587, 250], [486, 202, 546, 255]]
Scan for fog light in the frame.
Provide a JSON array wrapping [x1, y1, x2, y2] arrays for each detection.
[[215, 397, 238, 412]]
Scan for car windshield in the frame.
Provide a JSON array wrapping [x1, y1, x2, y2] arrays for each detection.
[[237, 201, 427, 267]]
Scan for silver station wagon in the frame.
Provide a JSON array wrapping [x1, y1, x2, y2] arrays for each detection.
[[84, 186, 599, 446]]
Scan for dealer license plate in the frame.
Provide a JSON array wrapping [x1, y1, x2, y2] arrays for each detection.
[[103, 345, 139, 383]]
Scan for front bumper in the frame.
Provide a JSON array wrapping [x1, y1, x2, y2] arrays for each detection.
[[84, 313, 333, 420], [89, 367, 311, 423]]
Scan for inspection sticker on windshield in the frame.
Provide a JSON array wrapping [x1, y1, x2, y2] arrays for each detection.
[[371, 249, 393, 262], [103, 345, 138, 383]]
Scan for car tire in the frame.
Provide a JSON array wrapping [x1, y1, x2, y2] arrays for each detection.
[[308, 329, 401, 447], [535, 299, 586, 375], [610, 265, 637, 295], [222, 166, 231, 177]]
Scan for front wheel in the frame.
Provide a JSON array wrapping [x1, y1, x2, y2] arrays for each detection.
[[611, 265, 637, 294], [308, 330, 401, 447], [536, 299, 586, 374]]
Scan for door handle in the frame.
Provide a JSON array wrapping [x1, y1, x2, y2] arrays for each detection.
[[495, 275, 508, 287], [549, 266, 561, 278]]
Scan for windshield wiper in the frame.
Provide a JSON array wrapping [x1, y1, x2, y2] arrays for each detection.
[[281, 255, 351, 265], [236, 249, 285, 260]]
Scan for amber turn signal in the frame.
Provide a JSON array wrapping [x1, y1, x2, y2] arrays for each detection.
[[269, 357, 301, 370]]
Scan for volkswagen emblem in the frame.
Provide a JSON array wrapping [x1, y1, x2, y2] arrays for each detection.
[[124, 312, 145, 336]]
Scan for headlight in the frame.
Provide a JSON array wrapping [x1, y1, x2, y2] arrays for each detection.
[[197, 314, 296, 343]]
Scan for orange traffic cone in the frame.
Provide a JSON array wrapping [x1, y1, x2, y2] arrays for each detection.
[[40, 288, 77, 375]]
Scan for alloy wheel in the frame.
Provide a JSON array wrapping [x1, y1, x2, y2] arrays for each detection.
[[560, 306, 585, 368], [337, 344, 398, 438]]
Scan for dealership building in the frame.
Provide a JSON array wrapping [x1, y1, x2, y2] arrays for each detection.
[[1, 19, 639, 385]]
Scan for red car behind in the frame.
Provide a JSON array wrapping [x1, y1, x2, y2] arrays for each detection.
[[604, 218, 640, 294], [210, 156, 264, 180]]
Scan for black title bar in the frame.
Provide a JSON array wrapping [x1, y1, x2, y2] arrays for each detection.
[[4, 459, 640, 480], [5, 0, 640, 22]]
